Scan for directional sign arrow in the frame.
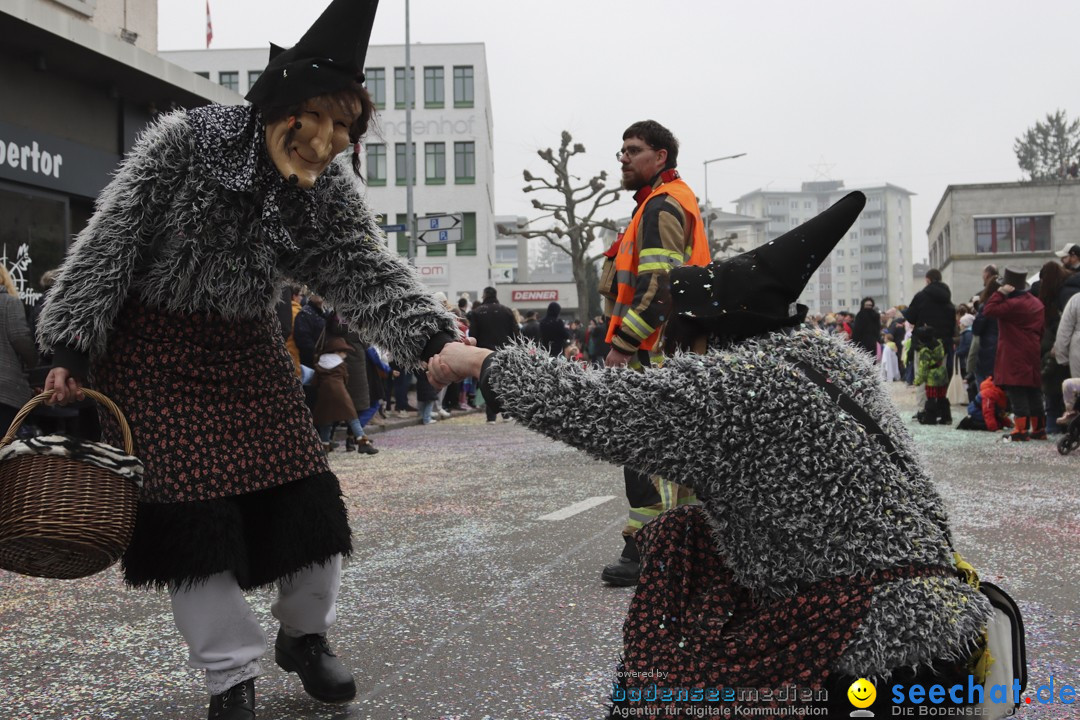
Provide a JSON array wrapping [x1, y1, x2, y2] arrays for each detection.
[[420, 213, 462, 231], [418, 227, 462, 244], [417, 213, 463, 244]]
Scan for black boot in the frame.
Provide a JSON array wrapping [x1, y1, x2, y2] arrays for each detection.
[[601, 535, 641, 587], [275, 629, 356, 703], [208, 678, 255, 720], [936, 397, 952, 425]]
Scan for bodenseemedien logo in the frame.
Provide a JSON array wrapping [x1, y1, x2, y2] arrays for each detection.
[[848, 677, 877, 717]]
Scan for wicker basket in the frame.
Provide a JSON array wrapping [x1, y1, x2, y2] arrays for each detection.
[[0, 389, 139, 579]]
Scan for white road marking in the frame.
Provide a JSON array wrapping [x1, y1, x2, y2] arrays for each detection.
[[536, 495, 617, 521]]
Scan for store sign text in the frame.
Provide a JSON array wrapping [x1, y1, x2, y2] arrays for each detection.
[[0, 139, 63, 179]]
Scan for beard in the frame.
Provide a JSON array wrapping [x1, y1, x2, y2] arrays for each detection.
[[621, 171, 647, 191]]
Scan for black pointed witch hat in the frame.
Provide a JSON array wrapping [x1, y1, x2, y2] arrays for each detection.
[[670, 191, 866, 337], [246, 0, 380, 109]]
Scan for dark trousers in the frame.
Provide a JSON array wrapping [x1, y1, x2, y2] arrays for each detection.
[[442, 381, 461, 409], [1003, 385, 1044, 417], [0, 403, 17, 438], [393, 370, 413, 410]]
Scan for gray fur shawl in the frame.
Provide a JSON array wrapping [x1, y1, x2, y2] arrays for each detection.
[[36, 104, 457, 368], [485, 328, 992, 679]]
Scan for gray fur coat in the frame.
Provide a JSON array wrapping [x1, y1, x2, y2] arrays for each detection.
[[37, 104, 457, 369], [484, 327, 992, 679], [0, 287, 37, 409]]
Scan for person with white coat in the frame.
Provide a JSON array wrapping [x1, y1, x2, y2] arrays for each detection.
[[1053, 291, 1080, 378]]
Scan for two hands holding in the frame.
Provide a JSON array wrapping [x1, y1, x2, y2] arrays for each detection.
[[44, 338, 595, 405], [44, 341, 498, 405], [426, 340, 492, 389]]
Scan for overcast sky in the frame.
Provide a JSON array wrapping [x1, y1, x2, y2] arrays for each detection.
[[159, 0, 1080, 264]]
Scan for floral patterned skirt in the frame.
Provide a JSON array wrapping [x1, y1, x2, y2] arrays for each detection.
[[610, 505, 959, 715], [92, 301, 350, 589]]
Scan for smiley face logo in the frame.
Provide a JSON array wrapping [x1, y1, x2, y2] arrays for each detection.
[[847, 678, 877, 708]]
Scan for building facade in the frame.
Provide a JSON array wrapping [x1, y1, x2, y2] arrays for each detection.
[[735, 181, 914, 313], [927, 181, 1080, 306], [0, 0, 237, 309], [162, 43, 497, 301]]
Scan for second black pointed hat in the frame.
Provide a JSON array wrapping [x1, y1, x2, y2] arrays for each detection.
[[671, 191, 867, 336], [246, 0, 380, 109]]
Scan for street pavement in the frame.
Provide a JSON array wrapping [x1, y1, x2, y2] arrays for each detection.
[[0, 383, 1077, 719]]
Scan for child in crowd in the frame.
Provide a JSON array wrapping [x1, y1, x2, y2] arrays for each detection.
[[913, 325, 949, 425], [880, 333, 901, 381], [312, 336, 375, 454], [957, 376, 1013, 431], [1058, 377, 1080, 427], [415, 370, 441, 425]]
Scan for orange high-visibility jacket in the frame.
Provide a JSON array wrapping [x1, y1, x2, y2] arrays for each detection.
[[605, 176, 710, 351]]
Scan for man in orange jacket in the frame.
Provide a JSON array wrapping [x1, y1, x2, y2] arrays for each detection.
[[598, 120, 711, 585]]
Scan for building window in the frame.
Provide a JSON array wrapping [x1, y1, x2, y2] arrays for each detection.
[[791, 200, 798, 209], [395, 212, 409, 255], [366, 67, 386, 108], [366, 143, 386, 186], [394, 66, 415, 109], [454, 142, 475, 184], [1012, 216, 1051, 252], [424, 66, 444, 108], [219, 71, 239, 92], [425, 142, 446, 184], [453, 66, 474, 107], [195, 71, 210, 79], [395, 142, 416, 186], [456, 212, 477, 256], [804, 201, 812, 209], [975, 215, 1052, 253], [247, 70, 262, 90]]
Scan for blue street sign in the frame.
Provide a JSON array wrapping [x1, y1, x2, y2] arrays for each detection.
[[379, 224, 408, 232]]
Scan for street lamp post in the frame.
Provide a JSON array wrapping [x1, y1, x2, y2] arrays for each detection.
[[702, 152, 747, 220]]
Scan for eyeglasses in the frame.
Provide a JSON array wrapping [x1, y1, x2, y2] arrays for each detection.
[[616, 145, 651, 161]]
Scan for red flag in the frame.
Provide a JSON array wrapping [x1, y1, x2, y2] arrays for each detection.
[[206, 0, 213, 48]]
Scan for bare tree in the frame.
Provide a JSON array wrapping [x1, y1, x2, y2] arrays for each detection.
[[519, 131, 621, 319], [1014, 109, 1080, 181]]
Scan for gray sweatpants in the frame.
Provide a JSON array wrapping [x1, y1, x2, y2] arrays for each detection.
[[169, 555, 342, 694]]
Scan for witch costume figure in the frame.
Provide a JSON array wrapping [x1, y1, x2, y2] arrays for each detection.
[[428, 193, 993, 716], [36, 1, 463, 718]]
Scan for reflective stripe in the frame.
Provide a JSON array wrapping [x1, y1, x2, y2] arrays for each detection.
[[658, 478, 673, 510], [638, 261, 674, 272], [615, 270, 635, 284], [623, 310, 654, 340], [640, 248, 683, 261], [628, 507, 662, 528]]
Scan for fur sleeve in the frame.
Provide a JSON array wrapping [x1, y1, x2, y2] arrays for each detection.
[[284, 164, 459, 369], [483, 341, 726, 488], [36, 111, 192, 357]]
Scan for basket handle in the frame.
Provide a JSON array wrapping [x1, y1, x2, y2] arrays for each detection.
[[0, 389, 134, 456]]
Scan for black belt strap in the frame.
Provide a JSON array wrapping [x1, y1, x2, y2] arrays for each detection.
[[796, 361, 903, 463]]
